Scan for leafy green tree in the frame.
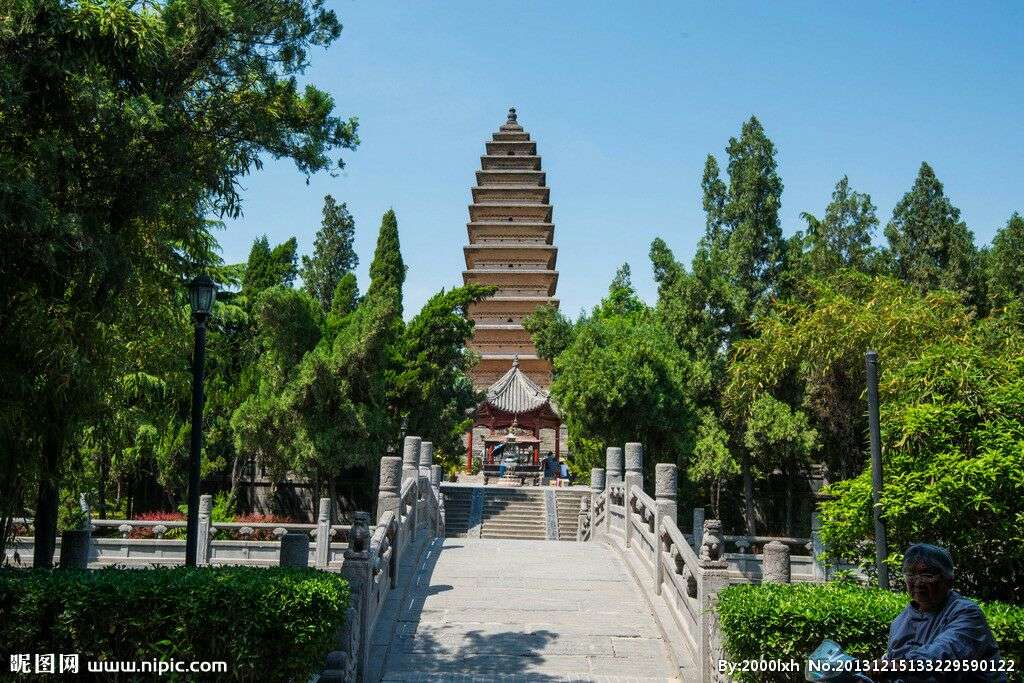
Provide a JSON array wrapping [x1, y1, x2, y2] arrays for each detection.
[[331, 272, 359, 318], [987, 212, 1024, 308], [301, 195, 358, 311], [522, 305, 575, 363], [741, 395, 817, 535], [549, 268, 696, 482], [884, 162, 982, 307], [819, 309, 1024, 602], [792, 176, 880, 280], [393, 285, 495, 461], [689, 409, 737, 519], [0, 0, 357, 565], [726, 272, 973, 481], [653, 117, 784, 533], [244, 236, 300, 296]]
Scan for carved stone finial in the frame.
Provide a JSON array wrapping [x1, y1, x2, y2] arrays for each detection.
[[350, 511, 370, 553], [512, 354, 520, 368], [507, 107, 517, 124], [700, 519, 724, 563]]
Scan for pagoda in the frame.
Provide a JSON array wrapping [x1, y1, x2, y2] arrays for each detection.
[[463, 108, 559, 389]]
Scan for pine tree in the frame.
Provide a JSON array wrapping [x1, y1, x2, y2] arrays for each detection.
[[301, 195, 358, 311], [884, 162, 981, 305], [988, 212, 1024, 307], [365, 209, 406, 316]]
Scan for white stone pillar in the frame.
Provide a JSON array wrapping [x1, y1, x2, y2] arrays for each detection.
[[196, 494, 213, 567], [654, 463, 678, 595], [692, 507, 705, 551], [377, 456, 403, 522], [762, 540, 791, 583], [402, 436, 421, 487], [605, 446, 624, 487], [315, 497, 332, 569]]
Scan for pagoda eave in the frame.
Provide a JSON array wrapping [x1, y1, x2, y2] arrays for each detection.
[[463, 244, 557, 270]]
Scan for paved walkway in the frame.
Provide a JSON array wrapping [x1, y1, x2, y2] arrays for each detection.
[[373, 538, 678, 682]]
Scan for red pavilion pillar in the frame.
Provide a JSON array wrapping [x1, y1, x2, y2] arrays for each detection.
[[466, 430, 473, 472], [554, 423, 560, 462]]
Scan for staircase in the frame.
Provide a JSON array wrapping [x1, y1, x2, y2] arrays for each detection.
[[442, 486, 473, 537], [480, 489, 547, 540], [555, 491, 589, 541]]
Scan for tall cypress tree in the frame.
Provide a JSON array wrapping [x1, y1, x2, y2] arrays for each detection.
[[365, 209, 406, 316], [884, 162, 981, 305], [301, 195, 358, 311]]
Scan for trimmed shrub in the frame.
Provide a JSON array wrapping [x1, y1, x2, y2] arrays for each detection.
[[0, 566, 349, 681], [717, 582, 1023, 682]]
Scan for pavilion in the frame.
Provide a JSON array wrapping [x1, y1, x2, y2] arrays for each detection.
[[466, 357, 562, 473]]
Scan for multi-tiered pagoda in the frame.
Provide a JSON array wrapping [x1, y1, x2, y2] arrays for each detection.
[[463, 108, 559, 389]]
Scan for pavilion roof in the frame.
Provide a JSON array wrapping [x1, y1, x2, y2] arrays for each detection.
[[482, 356, 559, 418]]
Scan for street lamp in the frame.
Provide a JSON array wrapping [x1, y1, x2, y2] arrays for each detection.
[[185, 275, 216, 567], [865, 350, 889, 589]]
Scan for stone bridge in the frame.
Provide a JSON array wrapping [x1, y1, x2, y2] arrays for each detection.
[[321, 437, 823, 682]]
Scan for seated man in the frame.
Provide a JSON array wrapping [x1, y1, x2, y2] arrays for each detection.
[[882, 543, 1007, 682]]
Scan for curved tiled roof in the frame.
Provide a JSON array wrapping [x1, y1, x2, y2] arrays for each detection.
[[484, 357, 558, 416]]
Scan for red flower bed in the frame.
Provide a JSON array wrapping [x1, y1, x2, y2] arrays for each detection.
[[128, 511, 186, 539]]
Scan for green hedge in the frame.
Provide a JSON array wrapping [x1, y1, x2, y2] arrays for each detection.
[[0, 567, 350, 681], [717, 582, 1024, 682]]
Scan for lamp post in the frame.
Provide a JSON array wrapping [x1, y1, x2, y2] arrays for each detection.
[[865, 350, 889, 589], [185, 275, 216, 567]]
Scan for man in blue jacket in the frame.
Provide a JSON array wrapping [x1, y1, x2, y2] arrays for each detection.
[[881, 543, 1007, 682]]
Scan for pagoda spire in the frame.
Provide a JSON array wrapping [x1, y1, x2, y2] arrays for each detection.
[[462, 109, 560, 389]]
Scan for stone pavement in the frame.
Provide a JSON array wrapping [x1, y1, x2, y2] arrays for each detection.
[[372, 538, 679, 682]]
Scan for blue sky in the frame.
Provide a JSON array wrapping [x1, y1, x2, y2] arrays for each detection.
[[220, 2, 1024, 319]]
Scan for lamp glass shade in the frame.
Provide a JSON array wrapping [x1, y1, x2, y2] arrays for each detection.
[[189, 276, 217, 316]]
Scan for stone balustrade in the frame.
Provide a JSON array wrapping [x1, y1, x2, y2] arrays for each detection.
[[7, 498, 349, 569], [577, 441, 847, 682], [322, 435, 446, 682]]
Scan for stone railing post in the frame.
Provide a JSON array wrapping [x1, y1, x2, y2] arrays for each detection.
[[762, 540, 791, 583], [623, 442, 643, 548], [315, 497, 332, 569], [401, 436, 420, 537], [402, 436, 421, 487], [697, 518, 729, 683], [811, 510, 828, 580], [654, 463, 678, 595], [73, 492, 93, 566], [196, 494, 213, 566], [419, 441, 433, 498], [337, 539, 372, 681], [577, 497, 590, 541], [377, 456, 403, 521], [590, 467, 605, 542], [280, 533, 310, 567], [418, 441, 434, 530], [692, 507, 705, 551], [605, 446, 623, 487], [430, 465, 445, 536]]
